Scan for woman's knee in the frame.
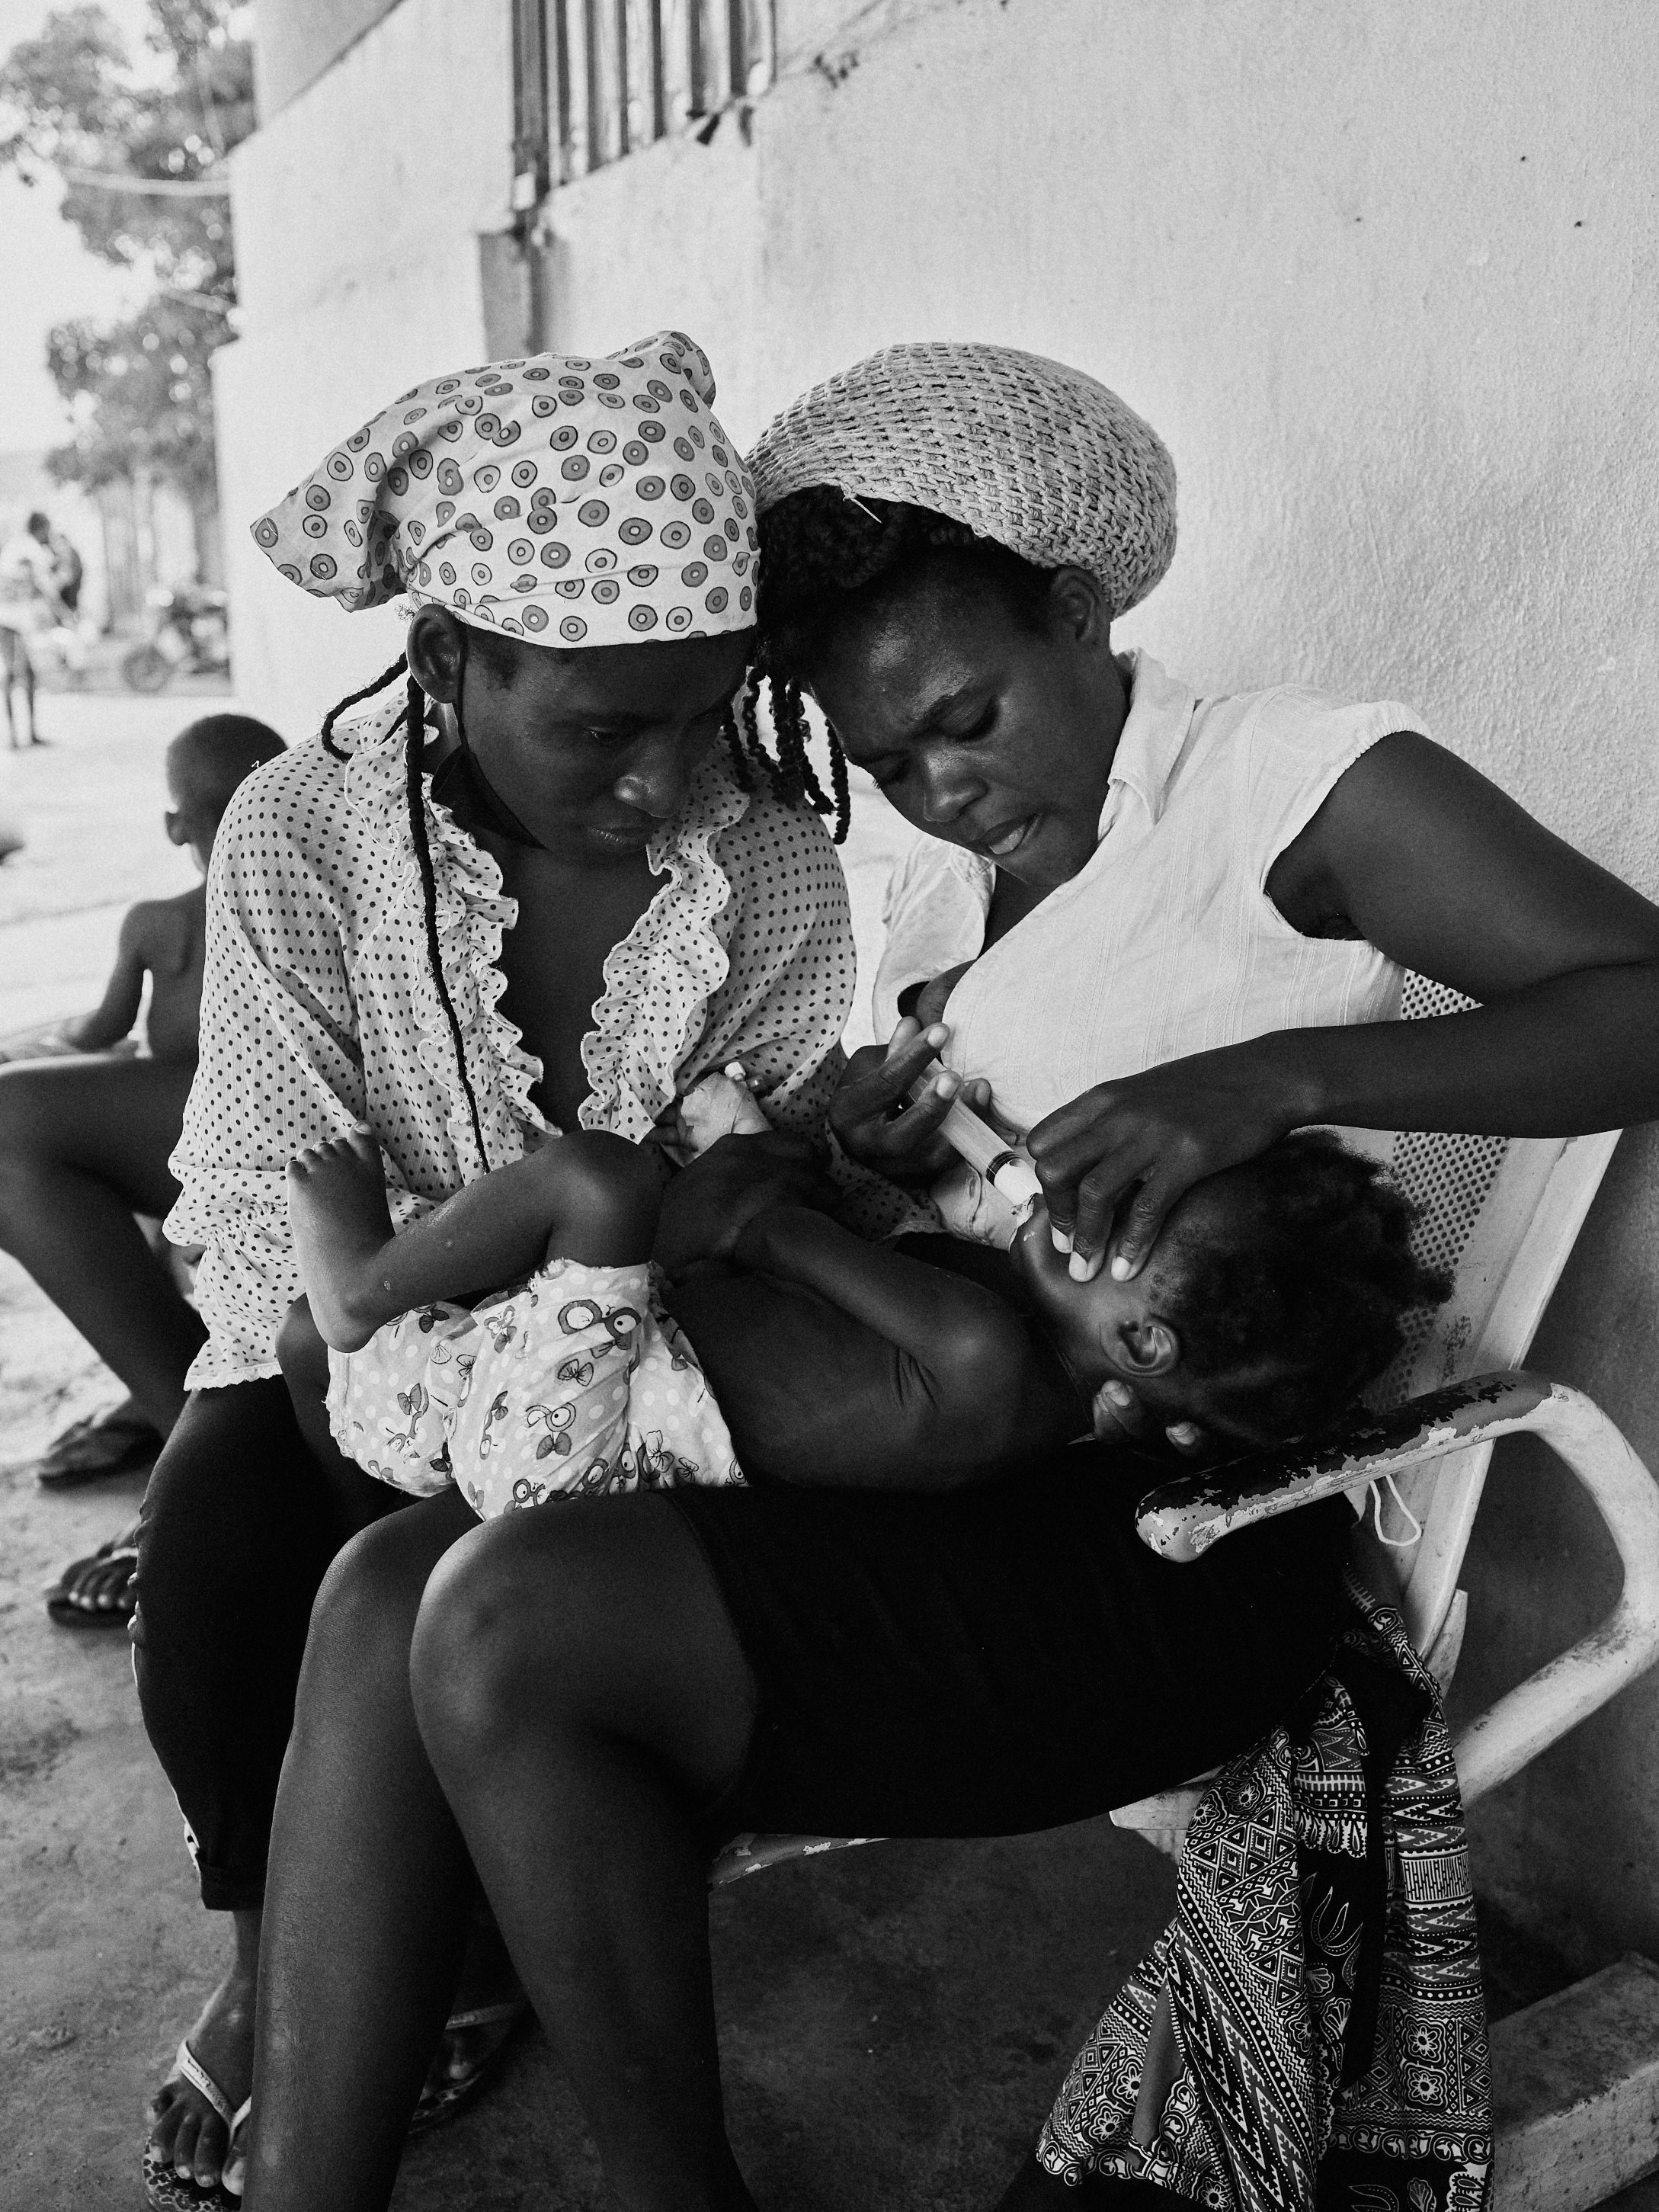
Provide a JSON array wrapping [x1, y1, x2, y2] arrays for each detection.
[[303, 1486, 479, 1703], [408, 1518, 564, 1767], [410, 1498, 754, 1791], [306, 1511, 435, 1684], [408, 1505, 680, 1771]]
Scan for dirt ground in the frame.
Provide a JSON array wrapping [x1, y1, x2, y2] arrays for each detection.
[[0, 684, 1187, 2210]]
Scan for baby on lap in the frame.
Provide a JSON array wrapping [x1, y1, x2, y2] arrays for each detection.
[[284, 1071, 1449, 1511]]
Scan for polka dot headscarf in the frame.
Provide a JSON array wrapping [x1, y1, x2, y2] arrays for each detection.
[[251, 329, 760, 649]]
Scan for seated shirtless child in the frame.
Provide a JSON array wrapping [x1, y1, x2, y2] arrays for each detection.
[[32, 712, 285, 1627], [27, 718, 283, 1627], [284, 1069, 1449, 1511]]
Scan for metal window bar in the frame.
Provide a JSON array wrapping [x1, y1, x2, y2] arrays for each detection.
[[511, 0, 551, 210], [536, 0, 773, 186]]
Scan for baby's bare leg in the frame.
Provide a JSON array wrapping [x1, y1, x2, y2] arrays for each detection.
[[287, 1131, 404, 1351], [288, 1130, 666, 1354]]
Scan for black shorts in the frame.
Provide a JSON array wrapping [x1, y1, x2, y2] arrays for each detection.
[[669, 1450, 1353, 1840]]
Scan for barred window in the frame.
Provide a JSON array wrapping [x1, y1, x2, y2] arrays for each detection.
[[514, 0, 775, 200]]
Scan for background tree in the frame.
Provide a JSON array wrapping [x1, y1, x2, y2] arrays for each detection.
[[0, 2, 255, 571]]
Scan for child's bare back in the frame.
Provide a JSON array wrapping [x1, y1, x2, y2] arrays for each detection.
[[64, 883, 207, 1064], [60, 716, 287, 1066]]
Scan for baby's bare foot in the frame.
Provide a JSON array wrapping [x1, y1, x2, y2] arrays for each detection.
[[287, 1127, 397, 1350], [677, 1064, 770, 1156]]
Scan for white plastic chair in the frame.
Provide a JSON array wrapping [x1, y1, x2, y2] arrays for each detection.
[[1113, 975, 1659, 1846]]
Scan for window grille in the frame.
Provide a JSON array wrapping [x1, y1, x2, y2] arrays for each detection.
[[515, 1, 774, 196], [512, 0, 552, 211]]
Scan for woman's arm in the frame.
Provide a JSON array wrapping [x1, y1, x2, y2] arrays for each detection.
[[59, 906, 148, 1050], [1030, 733, 1659, 1278], [166, 775, 369, 1383], [665, 1203, 1074, 1489]]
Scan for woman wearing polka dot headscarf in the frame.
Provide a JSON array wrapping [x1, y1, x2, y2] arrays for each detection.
[[134, 332, 897, 2205]]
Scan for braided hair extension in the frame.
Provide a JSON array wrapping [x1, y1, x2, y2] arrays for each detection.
[[738, 485, 1064, 847], [317, 649, 491, 1169], [719, 659, 853, 844], [719, 704, 753, 791], [1149, 1130, 1452, 1442], [402, 670, 492, 1175], [319, 653, 408, 761]]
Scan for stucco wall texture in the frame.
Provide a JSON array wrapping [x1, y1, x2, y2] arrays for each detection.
[[215, 0, 514, 723], [215, 0, 1659, 1961]]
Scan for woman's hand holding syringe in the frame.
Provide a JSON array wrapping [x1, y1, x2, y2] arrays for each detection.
[[831, 1018, 1009, 1186], [903, 1060, 1043, 1217]]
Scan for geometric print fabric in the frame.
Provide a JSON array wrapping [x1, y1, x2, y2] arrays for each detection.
[[1038, 1576, 1491, 2210]]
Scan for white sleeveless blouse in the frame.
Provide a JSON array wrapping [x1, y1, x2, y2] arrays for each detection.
[[873, 652, 1423, 1138]]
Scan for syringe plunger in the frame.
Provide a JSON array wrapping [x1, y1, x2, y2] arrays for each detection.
[[907, 1065, 1043, 1216]]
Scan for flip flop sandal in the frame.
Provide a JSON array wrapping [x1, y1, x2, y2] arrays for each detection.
[[46, 1539, 139, 1629], [408, 1999, 530, 2134], [143, 2037, 251, 2209], [36, 1407, 163, 1488]]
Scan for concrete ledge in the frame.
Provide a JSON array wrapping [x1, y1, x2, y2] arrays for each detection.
[[1494, 1954, 1659, 2210]]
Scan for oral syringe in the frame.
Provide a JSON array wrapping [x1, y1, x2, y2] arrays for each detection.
[[906, 1063, 1044, 1217]]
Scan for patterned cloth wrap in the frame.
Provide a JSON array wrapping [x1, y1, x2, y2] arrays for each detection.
[[250, 329, 758, 649], [327, 1254, 741, 1517], [1038, 1575, 1492, 2211]]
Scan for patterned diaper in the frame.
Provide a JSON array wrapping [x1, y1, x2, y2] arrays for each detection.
[[326, 1256, 742, 1518]]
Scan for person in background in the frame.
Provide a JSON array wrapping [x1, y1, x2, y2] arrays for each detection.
[[50, 524, 84, 618], [45, 521, 89, 684], [0, 511, 66, 747], [0, 713, 287, 1622]]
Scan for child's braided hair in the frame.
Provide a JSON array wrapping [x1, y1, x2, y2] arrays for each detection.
[[737, 483, 1062, 846], [1152, 1130, 1452, 1443]]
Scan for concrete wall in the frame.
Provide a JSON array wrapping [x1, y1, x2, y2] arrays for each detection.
[[217, 0, 1659, 1958], [215, 0, 517, 734], [251, 0, 404, 119]]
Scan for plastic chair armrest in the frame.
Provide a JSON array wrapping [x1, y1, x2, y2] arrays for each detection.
[[1120, 1377, 1659, 1827], [1134, 1371, 1554, 1564]]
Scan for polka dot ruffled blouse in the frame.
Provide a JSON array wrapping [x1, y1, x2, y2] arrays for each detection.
[[168, 696, 892, 1389]]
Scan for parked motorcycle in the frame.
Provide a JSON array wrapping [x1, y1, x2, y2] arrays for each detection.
[[120, 585, 231, 692]]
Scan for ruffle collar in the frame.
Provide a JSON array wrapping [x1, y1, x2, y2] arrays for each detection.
[[339, 699, 750, 1168]]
